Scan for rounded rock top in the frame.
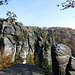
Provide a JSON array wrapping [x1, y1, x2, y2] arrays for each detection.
[[52, 44, 71, 56]]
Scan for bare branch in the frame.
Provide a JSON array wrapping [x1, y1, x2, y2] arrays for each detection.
[[0, 0, 11, 5], [58, 0, 75, 10]]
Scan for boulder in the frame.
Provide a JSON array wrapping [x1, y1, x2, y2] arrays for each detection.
[[68, 56, 75, 75], [3, 21, 8, 25], [70, 56, 75, 71], [3, 25, 15, 35], [26, 26, 34, 37], [14, 26, 21, 35], [15, 22, 23, 31], [0, 64, 45, 75]]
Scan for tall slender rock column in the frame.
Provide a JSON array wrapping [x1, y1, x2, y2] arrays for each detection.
[[51, 44, 71, 75]]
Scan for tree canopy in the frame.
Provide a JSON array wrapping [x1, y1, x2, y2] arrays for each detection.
[[6, 11, 17, 21]]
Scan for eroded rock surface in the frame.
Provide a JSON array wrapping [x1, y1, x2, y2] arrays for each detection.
[[0, 64, 45, 75], [51, 44, 75, 75], [51, 44, 71, 75], [0, 18, 52, 65]]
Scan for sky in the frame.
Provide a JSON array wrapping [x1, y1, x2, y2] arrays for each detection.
[[0, 0, 75, 29]]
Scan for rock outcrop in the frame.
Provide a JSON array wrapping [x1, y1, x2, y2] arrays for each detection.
[[51, 44, 75, 75], [35, 35, 51, 65], [0, 18, 52, 65], [0, 64, 45, 75]]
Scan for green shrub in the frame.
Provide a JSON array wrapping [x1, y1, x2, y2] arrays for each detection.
[[13, 30, 28, 45], [15, 53, 22, 64], [42, 57, 52, 75], [26, 53, 34, 65], [6, 11, 17, 21], [34, 52, 40, 67]]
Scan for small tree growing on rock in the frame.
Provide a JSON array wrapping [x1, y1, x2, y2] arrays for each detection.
[[6, 11, 17, 22], [34, 52, 40, 67]]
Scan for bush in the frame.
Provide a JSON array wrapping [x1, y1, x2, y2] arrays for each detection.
[[42, 57, 52, 75], [34, 52, 40, 67], [26, 53, 34, 65], [6, 11, 17, 21], [0, 52, 15, 70], [15, 53, 22, 64], [13, 30, 28, 45]]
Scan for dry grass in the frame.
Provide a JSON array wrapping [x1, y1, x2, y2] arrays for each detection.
[[23, 28, 27, 32], [0, 50, 15, 70]]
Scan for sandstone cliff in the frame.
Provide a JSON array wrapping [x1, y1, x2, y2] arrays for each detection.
[[0, 18, 52, 65], [51, 44, 75, 75]]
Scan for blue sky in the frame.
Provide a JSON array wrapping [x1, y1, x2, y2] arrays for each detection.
[[0, 0, 75, 29]]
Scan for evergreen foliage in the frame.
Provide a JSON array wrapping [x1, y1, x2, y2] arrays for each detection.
[[42, 56, 52, 75], [15, 53, 22, 64], [26, 53, 34, 65], [6, 11, 17, 21], [13, 30, 28, 45], [34, 52, 40, 67]]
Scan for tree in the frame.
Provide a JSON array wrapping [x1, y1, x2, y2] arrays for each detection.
[[34, 52, 40, 67], [0, 0, 10, 5], [42, 57, 52, 74], [57, 0, 75, 10], [6, 11, 17, 21], [26, 53, 34, 65]]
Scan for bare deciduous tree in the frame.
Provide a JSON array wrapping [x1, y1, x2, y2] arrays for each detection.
[[0, 0, 10, 5], [58, 0, 75, 10]]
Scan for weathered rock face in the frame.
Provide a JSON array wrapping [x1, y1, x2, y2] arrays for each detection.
[[13, 26, 21, 35], [0, 19, 25, 63], [51, 44, 71, 75], [0, 64, 45, 75], [68, 56, 75, 75], [19, 40, 29, 64], [35, 35, 51, 65], [3, 25, 15, 35], [51, 44, 75, 75], [0, 18, 52, 65], [3, 37, 16, 62]]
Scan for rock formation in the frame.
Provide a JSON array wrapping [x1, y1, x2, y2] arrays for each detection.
[[51, 44, 75, 75], [0, 64, 45, 75], [0, 18, 52, 65]]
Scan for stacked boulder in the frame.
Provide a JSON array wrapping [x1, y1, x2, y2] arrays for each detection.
[[51, 44, 75, 75]]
